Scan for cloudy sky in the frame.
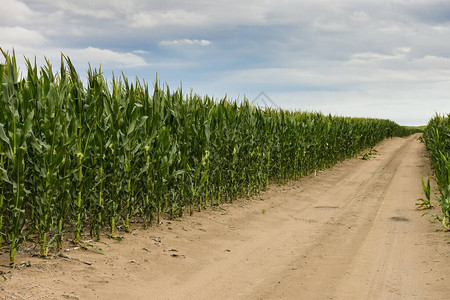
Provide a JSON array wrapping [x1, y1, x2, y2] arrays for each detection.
[[2, 0, 450, 125]]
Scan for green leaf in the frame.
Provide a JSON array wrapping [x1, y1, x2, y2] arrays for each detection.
[[127, 119, 137, 136], [0, 124, 10, 145], [23, 110, 35, 136]]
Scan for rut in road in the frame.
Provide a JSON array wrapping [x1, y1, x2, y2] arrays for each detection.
[[255, 132, 414, 299]]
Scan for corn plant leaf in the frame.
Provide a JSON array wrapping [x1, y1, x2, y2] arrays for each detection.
[[0, 124, 10, 145]]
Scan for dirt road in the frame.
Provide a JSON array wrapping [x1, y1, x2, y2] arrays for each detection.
[[1, 134, 449, 299]]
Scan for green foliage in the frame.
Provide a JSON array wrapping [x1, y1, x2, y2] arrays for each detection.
[[415, 177, 433, 210], [0, 50, 416, 264], [423, 114, 450, 229]]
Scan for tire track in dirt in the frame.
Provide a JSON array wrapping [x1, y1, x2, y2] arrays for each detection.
[[332, 134, 448, 300], [251, 135, 414, 300]]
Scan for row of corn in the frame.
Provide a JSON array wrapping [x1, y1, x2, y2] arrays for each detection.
[[0, 50, 417, 265], [422, 115, 450, 229]]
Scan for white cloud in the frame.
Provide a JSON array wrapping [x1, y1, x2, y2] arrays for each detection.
[[0, 26, 46, 47], [63, 47, 148, 68], [159, 39, 212, 46], [132, 50, 148, 54], [352, 10, 371, 23], [130, 10, 208, 28], [411, 55, 450, 71], [2, 0, 450, 126], [0, 0, 34, 24], [350, 52, 402, 62], [395, 47, 411, 54], [48, 0, 115, 19], [126, 0, 273, 29]]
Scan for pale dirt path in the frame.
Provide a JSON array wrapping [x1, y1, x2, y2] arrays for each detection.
[[1, 134, 449, 300]]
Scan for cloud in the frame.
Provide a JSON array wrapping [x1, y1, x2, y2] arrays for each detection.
[[401, 1, 450, 24], [2, 0, 450, 125], [63, 47, 148, 68], [125, 1, 273, 29], [130, 10, 208, 28], [159, 39, 212, 46], [46, 0, 116, 19], [0, 26, 46, 47], [352, 10, 371, 23], [350, 52, 403, 62], [1, 0, 34, 24], [132, 50, 148, 54]]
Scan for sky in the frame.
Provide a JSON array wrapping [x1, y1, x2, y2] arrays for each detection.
[[2, 0, 450, 125]]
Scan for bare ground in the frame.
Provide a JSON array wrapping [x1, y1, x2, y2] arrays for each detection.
[[1, 134, 449, 299]]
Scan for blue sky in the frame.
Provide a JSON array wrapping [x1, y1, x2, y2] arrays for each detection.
[[2, 0, 450, 125]]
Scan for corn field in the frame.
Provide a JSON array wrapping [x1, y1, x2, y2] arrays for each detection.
[[423, 114, 450, 229], [0, 50, 416, 265]]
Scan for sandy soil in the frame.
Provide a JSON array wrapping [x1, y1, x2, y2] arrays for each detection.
[[1, 134, 449, 299]]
